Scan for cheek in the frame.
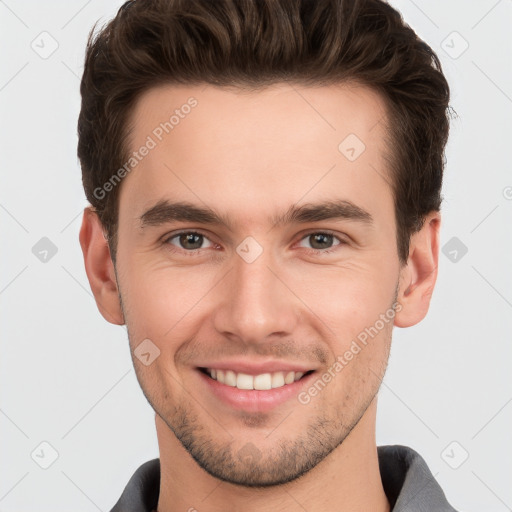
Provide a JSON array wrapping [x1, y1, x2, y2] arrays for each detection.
[[121, 257, 397, 332], [119, 259, 220, 343], [309, 318, 393, 414], [291, 260, 398, 342]]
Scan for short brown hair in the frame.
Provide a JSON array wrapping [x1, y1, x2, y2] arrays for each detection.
[[78, 0, 454, 265]]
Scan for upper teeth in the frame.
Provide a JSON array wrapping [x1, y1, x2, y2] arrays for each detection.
[[207, 369, 305, 390]]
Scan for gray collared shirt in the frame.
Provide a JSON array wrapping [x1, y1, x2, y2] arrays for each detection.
[[110, 444, 459, 511]]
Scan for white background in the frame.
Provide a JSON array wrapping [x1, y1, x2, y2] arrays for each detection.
[[1, 0, 511, 510]]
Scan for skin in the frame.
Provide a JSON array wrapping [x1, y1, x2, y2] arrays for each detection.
[[80, 82, 440, 512]]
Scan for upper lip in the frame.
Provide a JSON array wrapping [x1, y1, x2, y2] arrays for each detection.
[[196, 359, 317, 375]]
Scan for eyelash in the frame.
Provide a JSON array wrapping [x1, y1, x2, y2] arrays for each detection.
[[161, 230, 347, 257]]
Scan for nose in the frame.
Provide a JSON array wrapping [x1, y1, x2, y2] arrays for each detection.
[[212, 243, 300, 346]]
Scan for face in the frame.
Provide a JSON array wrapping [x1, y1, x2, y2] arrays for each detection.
[[82, 82, 439, 487]]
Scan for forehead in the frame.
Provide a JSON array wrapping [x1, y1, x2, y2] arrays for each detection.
[[119, 82, 393, 229]]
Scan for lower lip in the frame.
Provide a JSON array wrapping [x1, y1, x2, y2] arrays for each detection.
[[197, 369, 316, 413]]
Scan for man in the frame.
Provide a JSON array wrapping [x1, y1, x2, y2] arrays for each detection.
[[78, 0, 458, 510]]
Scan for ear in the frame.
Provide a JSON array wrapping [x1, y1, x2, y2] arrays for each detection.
[[394, 212, 441, 328], [79, 207, 125, 325]]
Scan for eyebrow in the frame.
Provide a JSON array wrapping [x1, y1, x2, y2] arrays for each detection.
[[138, 199, 373, 230]]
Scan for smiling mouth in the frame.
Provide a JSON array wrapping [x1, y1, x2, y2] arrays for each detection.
[[198, 367, 315, 390]]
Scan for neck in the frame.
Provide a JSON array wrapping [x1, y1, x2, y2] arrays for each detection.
[[155, 398, 389, 512]]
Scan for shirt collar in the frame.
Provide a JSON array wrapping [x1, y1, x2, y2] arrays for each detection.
[[110, 444, 458, 512]]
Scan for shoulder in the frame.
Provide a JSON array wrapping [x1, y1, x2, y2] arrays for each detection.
[[378, 445, 459, 512]]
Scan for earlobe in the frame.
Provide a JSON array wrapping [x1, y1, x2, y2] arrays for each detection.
[[79, 207, 125, 325], [394, 212, 441, 328]]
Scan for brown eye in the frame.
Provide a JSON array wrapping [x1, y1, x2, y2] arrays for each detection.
[[165, 231, 214, 251], [297, 231, 345, 254], [309, 233, 334, 249], [179, 233, 203, 250]]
